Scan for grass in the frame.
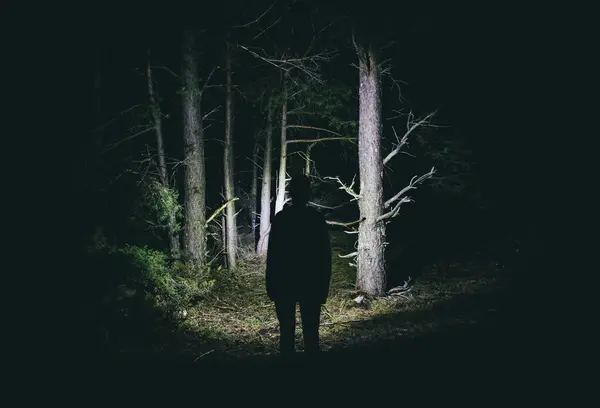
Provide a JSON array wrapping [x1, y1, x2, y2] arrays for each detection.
[[175, 245, 514, 362]]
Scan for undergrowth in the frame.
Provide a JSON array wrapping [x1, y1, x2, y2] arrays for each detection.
[[80, 235, 513, 361]]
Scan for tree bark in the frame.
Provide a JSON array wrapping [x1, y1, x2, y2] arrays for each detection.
[[251, 137, 259, 246], [305, 141, 316, 176], [147, 49, 180, 258], [275, 80, 288, 214], [181, 28, 207, 268], [224, 39, 237, 269], [356, 40, 386, 296], [257, 99, 273, 255]]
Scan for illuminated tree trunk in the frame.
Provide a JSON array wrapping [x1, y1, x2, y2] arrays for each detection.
[[275, 81, 288, 214], [250, 137, 259, 245], [181, 27, 206, 268], [356, 40, 386, 296], [257, 99, 273, 255], [224, 39, 237, 269], [147, 50, 180, 258], [305, 141, 316, 176]]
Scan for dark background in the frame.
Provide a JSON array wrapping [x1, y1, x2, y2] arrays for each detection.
[[10, 1, 579, 381]]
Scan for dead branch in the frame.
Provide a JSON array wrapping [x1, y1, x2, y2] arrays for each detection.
[[151, 65, 179, 78], [200, 66, 217, 95], [103, 127, 154, 153], [308, 201, 348, 210], [286, 125, 344, 137], [378, 197, 413, 222], [383, 111, 437, 165], [324, 175, 360, 201], [237, 45, 334, 84], [383, 166, 436, 208], [202, 106, 221, 121], [206, 197, 240, 226], [253, 15, 282, 40], [338, 251, 358, 259], [92, 104, 145, 133], [287, 137, 355, 144], [326, 218, 363, 227], [386, 277, 413, 299], [232, 0, 277, 28]]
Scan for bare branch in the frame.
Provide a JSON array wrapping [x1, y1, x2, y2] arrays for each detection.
[[200, 66, 217, 96], [237, 45, 334, 84], [383, 111, 437, 165], [326, 218, 363, 227], [383, 166, 436, 208], [92, 104, 145, 133], [308, 201, 348, 210], [324, 175, 360, 201], [206, 197, 239, 226], [378, 197, 413, 222], [285, 125, 344, 137], [232, 0, 277, 27], [202, 106, 221, 121], [386, 277, 413, 299], [287, 136, 355, 144], [151, 65, 179, 78], [253, 16, 282, 40], [103, 127, 154, 153], [338, 251, 358, 259]]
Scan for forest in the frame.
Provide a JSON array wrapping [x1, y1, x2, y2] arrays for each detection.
[[64, 0, 548, 386]]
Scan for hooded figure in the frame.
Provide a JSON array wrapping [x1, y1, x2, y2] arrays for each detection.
[[266, 174, 332, 355]]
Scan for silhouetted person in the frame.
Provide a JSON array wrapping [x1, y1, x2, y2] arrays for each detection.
[[266, 175, 332, 356]]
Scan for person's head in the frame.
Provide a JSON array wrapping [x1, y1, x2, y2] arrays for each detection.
[[288, 174, 311, 206]]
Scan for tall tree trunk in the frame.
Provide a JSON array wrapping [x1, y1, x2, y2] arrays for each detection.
[[147, 49, 180, 258], [224, 39, 237, 269], [222, 211, 228, 269], [250, 137, 259, 246], [275, 81, 288, 214], [257, 100, 273, 255], [356, 40, 386, 296], [181, 28, 207, 268]]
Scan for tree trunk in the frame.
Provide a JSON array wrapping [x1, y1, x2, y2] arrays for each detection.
[[305, 141, 316, 176], [147, 49, 180, 258], [181, 28, 207, 268], [257, 100, 273, 255], [250, 137, 259, 246], [224, 39, 237, 269], [222, 211, 228, 269], [275, 81, 288, 214], [356, 40, 386, 296]]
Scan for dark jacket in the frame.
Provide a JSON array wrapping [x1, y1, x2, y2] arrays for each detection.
[[266, 205, 332, 304]]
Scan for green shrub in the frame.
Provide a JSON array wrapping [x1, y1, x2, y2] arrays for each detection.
[[117, 245, 215, 312]]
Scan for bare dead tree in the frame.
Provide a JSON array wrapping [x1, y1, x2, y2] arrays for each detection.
[[313, 36, 437, 297]]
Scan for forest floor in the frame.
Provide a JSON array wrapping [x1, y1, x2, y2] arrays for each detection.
[[179, 253, 513, 360], [77, 234, 536, 396], [96, 236, 519, 368]]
